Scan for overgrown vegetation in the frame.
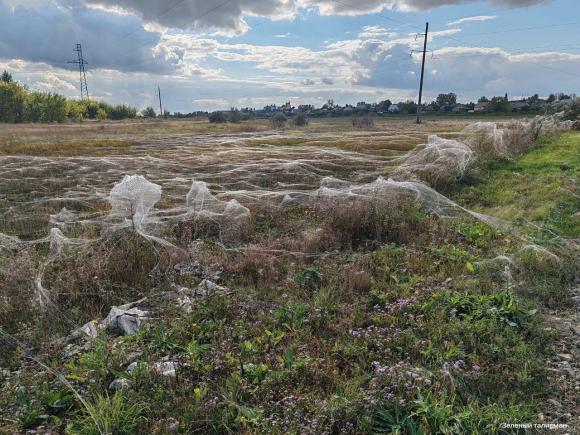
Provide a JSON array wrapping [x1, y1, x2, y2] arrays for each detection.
[[0, 125, 577, 433], [0, 72, 137, 123]]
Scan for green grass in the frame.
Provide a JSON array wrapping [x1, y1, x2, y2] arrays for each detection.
[[454, 132, 580, 238]]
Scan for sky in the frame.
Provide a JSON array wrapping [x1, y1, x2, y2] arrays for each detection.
[[0, 0, 579, 112]]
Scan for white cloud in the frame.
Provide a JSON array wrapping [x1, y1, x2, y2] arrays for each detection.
[[81, 0, 297, 36], [75, 1, 552, 36], [447, 15, 497, 26], [299, 0, 549, 16], [191, 98, 230, 110], [0, 0, 187, 74], [0, 0, 573, 112], [358, 25, 397, 39]]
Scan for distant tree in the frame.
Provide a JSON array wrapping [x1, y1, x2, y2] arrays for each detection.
[[293, 113, 309, 127], [398, 100, 417, 114], [478, 96, 490, 103], [490, 96, 510, 113], [1, 70, 12, 83], [436, 93, 457, 108], [377, 99, 392, 112], [109, 104, 137, 120], [22, 92, 67, 123], [0, 81, 26, 122], [228, 108, 242, 123], [96, 108, 107, 120], [67, 100, 84, 122], [42, 93, 68, 122], [84, 101, 100, 119], [271, 112, 287, 128], [547, 94, 556, 103], [141, 107, 156, 118], [208, 111, 227, 123], [23, 92, 44, 122]]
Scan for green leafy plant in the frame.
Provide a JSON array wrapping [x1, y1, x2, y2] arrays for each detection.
[[69, 391, 147, 435], [295, 267, 322, 290]]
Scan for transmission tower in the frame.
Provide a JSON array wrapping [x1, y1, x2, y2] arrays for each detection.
[[68, 43, 89, 99]]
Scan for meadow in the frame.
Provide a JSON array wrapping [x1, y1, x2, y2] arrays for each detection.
[[0, 115, 578, 434]]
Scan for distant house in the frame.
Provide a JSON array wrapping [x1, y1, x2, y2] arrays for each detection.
[[452, 104, 469, 113], [387, 104, 400, 113], [474, 102, 490, 112]]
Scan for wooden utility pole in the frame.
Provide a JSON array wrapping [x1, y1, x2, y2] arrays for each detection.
[[158, 85, 163, 117], [416, 22, 429, 124]]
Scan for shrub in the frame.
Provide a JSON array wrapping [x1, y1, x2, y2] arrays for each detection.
[[293, 113, 309, 127], [0, 251, 37, 335], [546, 97, 580, 121], [271, 113, 287, 129], [67, 100, 85, 122], [208, 111, 227, 123], [352, 115, 374, 129], [317, 193, 425, 249], [228, 109, 242, 123], [43, 230, 174, 318], [84, 101, 100, 119], [295, 267, 322, 290], [141, 106, 156, 118], [109, 104, 137, 120], [96, 108, 107, 120]]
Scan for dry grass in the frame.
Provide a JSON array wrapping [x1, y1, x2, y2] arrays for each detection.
[[0, 116, 490, 156], [244, 136, 422, 152], [0, 139, 138, 156], [43, 230, 180, 318], [0, 251, 37, 333]]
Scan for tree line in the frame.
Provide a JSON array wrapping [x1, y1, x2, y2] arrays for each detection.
[[0, 71, 137, 123]]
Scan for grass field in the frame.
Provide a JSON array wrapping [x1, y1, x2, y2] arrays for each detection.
[[0, 117, 577, 434]]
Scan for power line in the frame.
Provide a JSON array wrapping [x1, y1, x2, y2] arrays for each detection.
[[332, 0, 579, 80], [329, 0, 424, 32], [109, 0, 234, 68], [116, 0, 232, 44], [432, 31, 580, 78], [457, 21, 580, 38]]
